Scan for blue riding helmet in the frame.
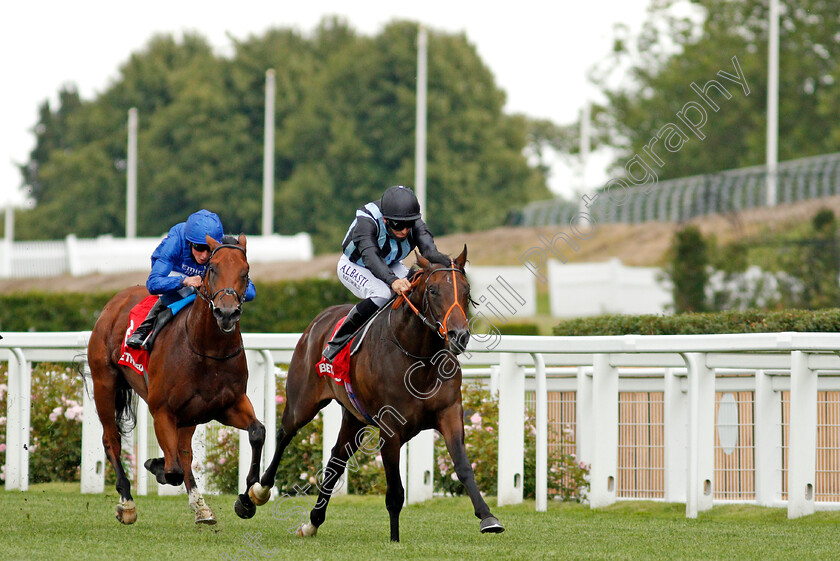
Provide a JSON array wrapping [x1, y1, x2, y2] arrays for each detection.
[[185, 209, 224, 245]]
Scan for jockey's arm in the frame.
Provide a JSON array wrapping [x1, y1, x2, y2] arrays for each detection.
[[354, 219, 401, 287], [146, 257, 184, 295], [412, 219, 450, 265], [244, 279, 256, 302]]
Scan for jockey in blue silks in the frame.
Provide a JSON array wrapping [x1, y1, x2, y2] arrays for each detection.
[[322, 186, 450, 362], [127, 209, 256, 351]]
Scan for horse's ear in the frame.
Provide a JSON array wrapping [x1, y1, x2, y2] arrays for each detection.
[[206, 235, 220, 251], [454, 245, 467, 270], [416, 251, 431, 270], [238, 233, 247, 252]]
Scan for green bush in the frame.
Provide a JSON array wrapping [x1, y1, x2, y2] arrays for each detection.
[[553, 308, 840, 336], [497, 323, 540, 336], [0, 279, 355, 333]]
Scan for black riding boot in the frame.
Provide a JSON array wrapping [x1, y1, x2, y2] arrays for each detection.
[[322, 298, 379, 362], [141, 307, 174, 352], [126, 299, 166, 349]]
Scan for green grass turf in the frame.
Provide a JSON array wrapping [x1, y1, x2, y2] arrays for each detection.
[[2, 482, 839, 560]]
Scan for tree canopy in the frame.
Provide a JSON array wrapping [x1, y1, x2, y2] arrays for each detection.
[[591, 0, 840, 182], [16, 18, 550, 250]]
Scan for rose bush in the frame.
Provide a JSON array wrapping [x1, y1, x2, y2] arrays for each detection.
[[0, 362, 85, 483], [434, 382, 590, 501]]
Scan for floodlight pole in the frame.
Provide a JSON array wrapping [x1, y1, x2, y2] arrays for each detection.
[[262, 69, 276, 236], [415, 26, 428, 217], [126, 108, 138, 238], [766, 0, 779, 207]]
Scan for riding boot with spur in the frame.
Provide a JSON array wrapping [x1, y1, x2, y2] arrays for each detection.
[[322, 298, 379, 362], [126, 298, 167, 349]]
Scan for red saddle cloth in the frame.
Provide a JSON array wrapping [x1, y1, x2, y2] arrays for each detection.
[[315, 316, 353, 384], [117, 295, 157, 376]]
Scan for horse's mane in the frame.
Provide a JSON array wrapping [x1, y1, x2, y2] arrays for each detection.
[[221, 234, 240, 245]]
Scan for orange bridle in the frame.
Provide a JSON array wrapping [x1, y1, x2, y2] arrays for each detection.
[[393, 260, 468, 341]]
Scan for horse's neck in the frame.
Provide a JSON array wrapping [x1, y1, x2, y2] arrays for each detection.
[[387, 299, 441, 358], [187, 300, 241, 353]]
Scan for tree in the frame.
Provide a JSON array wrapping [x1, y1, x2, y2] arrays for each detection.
[[14, 19, 551, 249], [591, 0, 840, 180], [668, 225, 709, 313]]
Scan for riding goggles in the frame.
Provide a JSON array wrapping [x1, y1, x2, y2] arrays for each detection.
[[387, 219, 415, 231], [190, 242, 211, 253]]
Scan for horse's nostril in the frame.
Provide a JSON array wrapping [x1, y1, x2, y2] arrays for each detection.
[[448, 330, 470, 352]]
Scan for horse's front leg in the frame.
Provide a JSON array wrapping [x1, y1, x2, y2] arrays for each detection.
[[298, 410, 366, 538], [380, 435, 405, 542], [218, 395, 266, 519], [177, 426, 216, 524], [437, 405, 505, 534]]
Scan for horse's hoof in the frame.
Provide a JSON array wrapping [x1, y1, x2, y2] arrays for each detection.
[[115, 500, 137, 525], [234, 494, 257, 519], [195, 508, 217, 525], [249, 483, 271, 506], [480, 516, 505, 534], [296, 522, 318, 538]]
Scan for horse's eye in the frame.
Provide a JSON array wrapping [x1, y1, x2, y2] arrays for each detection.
[[429, 286, 438, 296]]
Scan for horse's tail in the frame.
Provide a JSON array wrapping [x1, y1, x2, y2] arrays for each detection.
[[114, 374, 137, 436]]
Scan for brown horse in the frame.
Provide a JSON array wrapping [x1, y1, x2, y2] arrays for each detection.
[[87, 234, 265, 524], [241, 246, 504, 541]]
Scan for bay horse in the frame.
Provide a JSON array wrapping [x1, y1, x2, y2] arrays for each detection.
[[86, 234, 265, 525], [240, 246, 504, 541]]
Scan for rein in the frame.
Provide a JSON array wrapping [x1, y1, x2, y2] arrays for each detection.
[[186, 243, 247, 361], [389, 260, 468, 359]]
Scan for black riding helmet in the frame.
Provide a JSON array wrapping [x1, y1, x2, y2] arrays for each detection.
[[380, 186, 421, 221]]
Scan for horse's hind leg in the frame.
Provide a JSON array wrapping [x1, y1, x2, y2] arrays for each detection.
[[178, 426, 216, 525], [150, 410, 185, 486], [437, 405, 504, 534], [90, 364, 136, 524], [297, 409, 366, 538]]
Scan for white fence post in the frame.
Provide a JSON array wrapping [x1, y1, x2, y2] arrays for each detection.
[[683, 352, 715, 518], [497, 353, 524, 506], [406, 429, 434, 504], [663, 368, 687, 503], [533, 353, 548, 512], [321, 401, 347, 496], [136, 399, 149, 496], [5, 348, 30, 490], [575, 366, 593, 468], [239, 350, 266, 494], [788, 350, 817, 518], [754, 369, 782, 506], [590, 354, 618, 508], [262, 351, 277, 468], [80, 372, 105, 494]]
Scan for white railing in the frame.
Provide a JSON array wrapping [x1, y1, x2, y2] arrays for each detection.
[[4, 331, 840, 520], [0, 233, 313, 278]]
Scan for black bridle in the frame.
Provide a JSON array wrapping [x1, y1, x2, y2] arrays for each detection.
[[195, 244, 249, 314], [187, 243, 248, 361]]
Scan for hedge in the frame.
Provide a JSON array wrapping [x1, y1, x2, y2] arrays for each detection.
[[0, 279, 355, 333], [553, 309, 840, 336]]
